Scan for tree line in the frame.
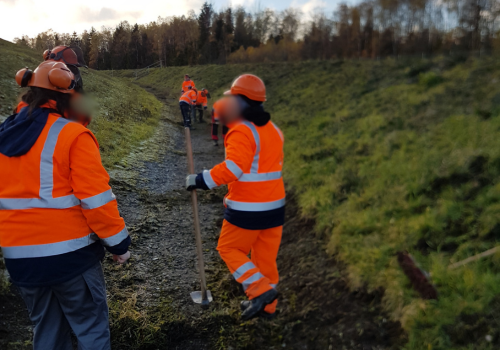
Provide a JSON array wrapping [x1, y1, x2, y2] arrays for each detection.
[[14, 0, 500, 69]]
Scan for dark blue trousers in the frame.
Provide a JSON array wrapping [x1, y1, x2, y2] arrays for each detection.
[[179, 102, 192, 127], [18, 262, 110, 350]]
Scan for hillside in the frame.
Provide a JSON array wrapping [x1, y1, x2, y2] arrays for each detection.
[[0, 38, 162, 168], [2, 38, 500, 349], [128, 58, 500, 350]]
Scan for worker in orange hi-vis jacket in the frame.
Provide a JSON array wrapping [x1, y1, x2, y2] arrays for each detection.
[[0, 61, 131, 350], [179, 87, 198, 129], [211, 98, 229, 147], [195, 88, 210, 123], [185, 74, 285, 320], [181, 74, 195, 93]]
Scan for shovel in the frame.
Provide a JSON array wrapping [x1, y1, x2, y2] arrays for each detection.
[[184, 127, 213, 308]]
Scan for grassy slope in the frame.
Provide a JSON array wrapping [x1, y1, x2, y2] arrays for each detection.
[[131, 59, 500, 350], [0, 39, 162, 291], [0, 38, 162, 168]]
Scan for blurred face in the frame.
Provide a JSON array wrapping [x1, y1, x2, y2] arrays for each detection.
[[218, 96, 241, 124], [184, 75, 189, 81], [69, 93, 94, 126]]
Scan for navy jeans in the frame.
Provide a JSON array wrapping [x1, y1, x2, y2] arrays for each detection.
[[179, 102, 191, 127], [18, 262, 110, 350]]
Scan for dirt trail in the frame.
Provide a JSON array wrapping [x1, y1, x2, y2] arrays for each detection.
[[0, 93, 405, 350], [105, 102, 226, 349]]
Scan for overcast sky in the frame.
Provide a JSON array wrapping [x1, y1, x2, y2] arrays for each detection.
[[0, 0, 339, 42]]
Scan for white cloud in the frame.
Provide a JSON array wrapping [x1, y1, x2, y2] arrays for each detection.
[[290, 0, 327, 20], [76, 7, 143, 23], [0, 0, 201, 41], [0, 0, 337, 42]]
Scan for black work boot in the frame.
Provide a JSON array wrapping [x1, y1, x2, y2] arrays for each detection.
[[240, 300, 276, 320], [213, 140, 218, 147], [240, 289, 278, 321]]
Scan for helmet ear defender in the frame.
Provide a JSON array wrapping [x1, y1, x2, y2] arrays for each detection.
[[43, 49, 51, 61], [15, 62, 75, 93], [21, 69, 33, 87], [48, 66, 75, 90], [15, 68, 33, 87]]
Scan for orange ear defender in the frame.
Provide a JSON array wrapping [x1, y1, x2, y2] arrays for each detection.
[[16, 68, 33, 87], [15, 61, 75, 93]]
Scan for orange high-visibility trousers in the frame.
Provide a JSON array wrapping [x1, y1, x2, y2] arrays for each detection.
[[217, 220, 282, 313]]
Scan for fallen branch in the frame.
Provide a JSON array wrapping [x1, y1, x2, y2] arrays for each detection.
[[448, 246, 500, 270]]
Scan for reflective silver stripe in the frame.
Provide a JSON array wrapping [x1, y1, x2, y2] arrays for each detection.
[[233, 261, 256, 280], [241, 121, 260, 173], [100, 226, 129, 247], [270, 283, 278, 288], [81, 189, 116, 210], [2, 233, 98, 259], [225, 198, 286, 212], [203, 170, 218, 189], [0, 195, 80, 210], [271, 122, 284, 141], [225, 160, 243, 179], [39, 118, 72, 199], [239, 171, 282, 182], [242, 272, 265, 291]]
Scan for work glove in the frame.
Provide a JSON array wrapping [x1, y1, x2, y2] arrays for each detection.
[[186, 174, 198, 191], [113, 251, 131, 264]]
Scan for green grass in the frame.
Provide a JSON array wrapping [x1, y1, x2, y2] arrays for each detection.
[[130, 57, 500, 349], [0, 39, 41, 117], [0, 38, 162, 168]]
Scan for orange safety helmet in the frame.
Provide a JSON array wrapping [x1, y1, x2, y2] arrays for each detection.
[[44, 46, 84, 67], [15, 61, 75, 94], [224, 74, 266, 102]]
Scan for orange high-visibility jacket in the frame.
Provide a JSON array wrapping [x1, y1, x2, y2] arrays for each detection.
[[181, 80, 195, 93], [179, 90, 197, 105], [212, 99, 221, 124], [0, 102, 129, 285], [196, 92, 208, 108], [202, 120, 285, 229]]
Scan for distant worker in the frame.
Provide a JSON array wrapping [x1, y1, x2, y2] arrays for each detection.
[[195, 88, 210, 123], [186, 74, 285, 320], [211, 98, 229, 146], [0, 61, 131, 350], [181, 74, 195, 93], [179, 87, 198, 129]]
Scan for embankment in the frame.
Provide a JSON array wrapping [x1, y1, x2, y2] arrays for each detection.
[[128, 58, 500, 350]]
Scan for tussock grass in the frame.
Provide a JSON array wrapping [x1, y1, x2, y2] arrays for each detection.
[[132, 57, 500, 349], [0, 39, 41, 117]]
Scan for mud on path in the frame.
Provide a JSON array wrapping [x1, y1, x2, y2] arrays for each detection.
[[0, 95, 405, 350]]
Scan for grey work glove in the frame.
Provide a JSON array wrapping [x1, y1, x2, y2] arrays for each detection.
[[186, 174, 198, 191]]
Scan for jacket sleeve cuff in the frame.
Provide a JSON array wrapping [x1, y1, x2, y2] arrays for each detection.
[[104, 235, 131, 255], [196, 173, 210, 190]]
